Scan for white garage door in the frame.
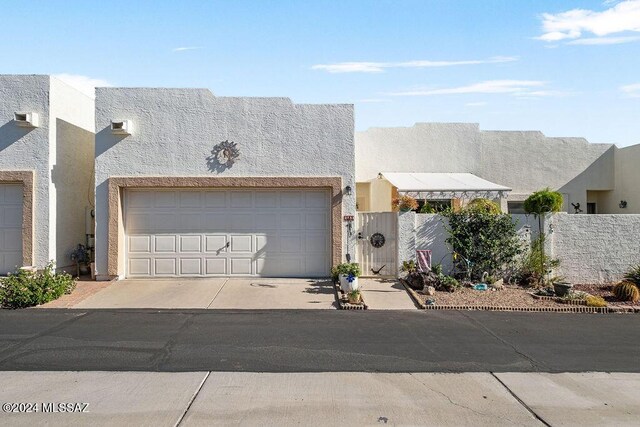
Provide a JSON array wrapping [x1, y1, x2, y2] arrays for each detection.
[[0, 184, 23, 275], [125, 189, 331, 278]]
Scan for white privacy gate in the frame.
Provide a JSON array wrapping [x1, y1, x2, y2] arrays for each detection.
[[356, 212, 397, 277]]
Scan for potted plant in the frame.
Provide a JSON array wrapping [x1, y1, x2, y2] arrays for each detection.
[[392, 195, 419, 212], [332, 262, 362, 292], [70, 244, 90, 277], [347, 289, 362, 304], [551, 277, 573, 297]]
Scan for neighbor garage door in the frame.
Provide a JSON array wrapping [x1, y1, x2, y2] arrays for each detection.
[[125, 189, 330, 277], [0, 184, 23, 275]]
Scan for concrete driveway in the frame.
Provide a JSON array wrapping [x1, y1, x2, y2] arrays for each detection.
[[72, 278, 337, 309]]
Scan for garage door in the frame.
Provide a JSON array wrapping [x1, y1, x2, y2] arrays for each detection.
[[125, 189, 331, 277], [0, 184, 23, 275]]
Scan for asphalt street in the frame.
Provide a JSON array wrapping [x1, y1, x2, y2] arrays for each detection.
[[0, 309, 638, 372]]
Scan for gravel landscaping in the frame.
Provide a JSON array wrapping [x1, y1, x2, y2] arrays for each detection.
[[407, 283, 639, 311]]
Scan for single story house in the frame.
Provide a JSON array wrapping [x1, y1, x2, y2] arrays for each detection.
[[93, 88, 355, 280], [0, 75, 94, 275]]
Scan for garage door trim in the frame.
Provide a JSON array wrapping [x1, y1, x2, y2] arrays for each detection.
[[107, 176, 343, 278]]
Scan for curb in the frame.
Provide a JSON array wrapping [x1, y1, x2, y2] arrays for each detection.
[[332, 281, 368, 310], [399, 279, 638, 314]]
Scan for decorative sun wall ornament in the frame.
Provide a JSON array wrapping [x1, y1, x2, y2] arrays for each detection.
[[207, 140, 240, 172], [370, 232, 386, 248]]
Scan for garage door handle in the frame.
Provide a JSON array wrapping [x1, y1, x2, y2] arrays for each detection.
[[225, 242, 230, 248]]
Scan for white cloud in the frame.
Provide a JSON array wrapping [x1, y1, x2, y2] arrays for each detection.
[[311, 56, 518, 73], [53, 74, 112, 98], [172, 47, 202, 52], [536, 0, 640, 43], [566, 35, 640, 44], [388, 80, 547, 96], [621, 83, 640, 97]]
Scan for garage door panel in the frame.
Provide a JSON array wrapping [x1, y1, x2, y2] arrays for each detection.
[[125, 188, 330, 278], [305, 191, 328, 208], [255, 191, 278, 208], [180, 235, 202, 252], [230, 191, 252, 208], [153, 213, 178, 231], [129, 235, 151, 253], [230, 258, 252, 275], [129, 258, 151, 276], [230, 235, 252, 252], [3, 207, 22, 226], [155, 191, 177, 208], [178, 213, 202, 231], [180, 258, 202, 275], [155, 258, 176, 275], [179, 191, 201, 208], [231, 214, 254, 231], [155, 235, 176, 252], [205, 258, 226, 274], [204, 213, 228, 229], [205, 235, 227, 252], [280, 214, 302, 230]]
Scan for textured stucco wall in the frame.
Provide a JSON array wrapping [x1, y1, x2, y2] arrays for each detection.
[[0, 75, 51, 267], [396, 211, 416, 275], [356, 123, 617, 214], [550, 214, 640, 284], [94, 88, 355, 277], [356, 123, 480, 182], [49, 77, 95, 269], [598, 145, 640, 214]]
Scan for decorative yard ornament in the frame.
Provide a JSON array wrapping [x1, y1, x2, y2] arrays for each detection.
[[207, 140, 240, 173], [370, 232, 386, 248]]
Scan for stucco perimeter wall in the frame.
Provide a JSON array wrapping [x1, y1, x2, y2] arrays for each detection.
[[49, 77, 95, 269], [550, 214, 640, 284], [480, 131, 615, 212], [94, 88, 355, 277], [0, 75, 51, 267], [355, 123, 481, 182]]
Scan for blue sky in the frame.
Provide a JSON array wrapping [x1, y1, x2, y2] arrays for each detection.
[[2, 0, 639, 146]]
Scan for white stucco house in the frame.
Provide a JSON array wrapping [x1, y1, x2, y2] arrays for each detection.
[[0, 75, 94, 275], [93, 88, 355, 280], [355, 122, 639, 215]]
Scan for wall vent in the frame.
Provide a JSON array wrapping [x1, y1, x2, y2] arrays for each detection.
[[14, 112, 39, 127], [111, 120, 133, 135]]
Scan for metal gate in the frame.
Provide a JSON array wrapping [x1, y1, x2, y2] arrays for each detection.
[[356, 212, 397, 277]]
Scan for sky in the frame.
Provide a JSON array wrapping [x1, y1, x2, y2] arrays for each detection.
[[1, 0, 639, 146]]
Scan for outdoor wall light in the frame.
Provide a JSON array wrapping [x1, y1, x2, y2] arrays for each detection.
[[619, 200, 628, 209], [345, 185, 352, 196], [377, 172, 383, 179]]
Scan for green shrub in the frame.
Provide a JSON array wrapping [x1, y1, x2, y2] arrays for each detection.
[[0, 263, 76, 309], [585, 295, 607, 308], [523, 188, 563, 215], [465, 198, 500, 214], [418, 202, 435, 214], [513, 236, 560, 287], [613, 281, 640, 302], [438, 275, 460, 292], [400, 260, 417, 273], [443, 208, 522, 281], [624, 264, 640, 286]]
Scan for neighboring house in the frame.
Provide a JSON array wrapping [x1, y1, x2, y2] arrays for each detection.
[[93, 88, 354, 280], [0, 75, 94, 275], [354, 122, 640, 214]]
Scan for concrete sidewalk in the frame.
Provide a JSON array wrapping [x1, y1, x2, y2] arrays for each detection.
[[1, 371, 639, 426], [360, 278, 417, 309], [69, 278, 337, 309]]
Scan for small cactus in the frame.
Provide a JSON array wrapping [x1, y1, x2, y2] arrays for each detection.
[[613, 281, 640, 302], [585, 295, 607, 308]]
